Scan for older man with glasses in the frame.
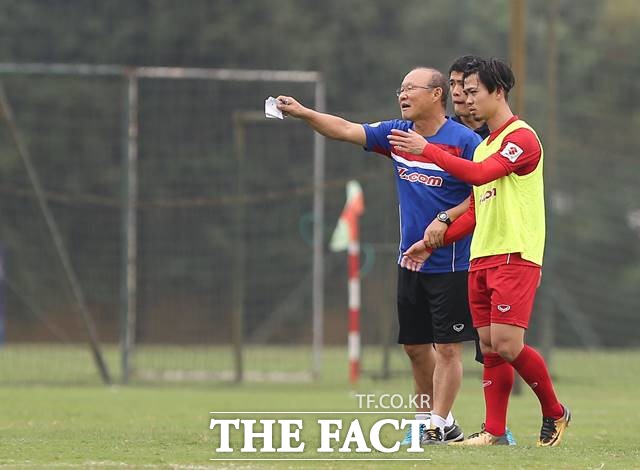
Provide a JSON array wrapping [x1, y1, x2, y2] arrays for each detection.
[[277, 66, 481, 445]]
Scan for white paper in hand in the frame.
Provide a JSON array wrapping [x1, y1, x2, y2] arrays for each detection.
[[265, 96, 284, 120]]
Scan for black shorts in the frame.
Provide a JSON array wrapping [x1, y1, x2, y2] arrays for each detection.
[[397, 266, 477, 345]]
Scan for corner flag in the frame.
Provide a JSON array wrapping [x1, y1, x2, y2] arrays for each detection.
[[330, 180, 364, 384]]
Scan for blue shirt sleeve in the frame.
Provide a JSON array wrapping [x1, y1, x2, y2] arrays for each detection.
[[462, 131, 482, 161], [363, 119, 411, 157]]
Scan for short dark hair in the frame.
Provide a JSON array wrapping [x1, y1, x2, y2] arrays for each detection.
[[448, 55, 482, 75], [463, 58, 515, 97]]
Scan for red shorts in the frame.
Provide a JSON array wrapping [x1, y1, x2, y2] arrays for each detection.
[[468, 263, 541, 329]]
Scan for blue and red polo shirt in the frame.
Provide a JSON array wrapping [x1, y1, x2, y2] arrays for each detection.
[[363, 117, 481, 273]]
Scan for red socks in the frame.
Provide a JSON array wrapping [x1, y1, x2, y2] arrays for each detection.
[[510, 345, 564, 419], [482, 352, 514, 436], [482, 346, 564, 436]]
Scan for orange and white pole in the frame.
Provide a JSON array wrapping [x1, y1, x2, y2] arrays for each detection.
[[347, 222, 361, 384], [330, 181, 364, 384]]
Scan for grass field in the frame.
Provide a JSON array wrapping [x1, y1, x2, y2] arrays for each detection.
[[1, 346, 639, 469]]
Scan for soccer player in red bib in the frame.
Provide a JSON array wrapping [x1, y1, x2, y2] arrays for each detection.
[[387, 58, 571, 447]]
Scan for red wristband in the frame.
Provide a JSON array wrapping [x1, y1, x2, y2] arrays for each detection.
[[422, 240, 433, 253]]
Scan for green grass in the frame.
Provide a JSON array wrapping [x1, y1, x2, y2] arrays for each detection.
[[1, 347, 639, 468]]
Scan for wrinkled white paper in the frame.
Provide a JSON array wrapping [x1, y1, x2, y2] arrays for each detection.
[[265, 96, 284, 119]]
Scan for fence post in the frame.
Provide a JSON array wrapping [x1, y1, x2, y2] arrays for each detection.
[[232, 113, 247, 383], [121, 69, 139, 384], [0, 246, 5, 345], [312, 77, 326, 380]]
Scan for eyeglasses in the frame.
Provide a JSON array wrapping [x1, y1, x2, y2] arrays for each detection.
[[395, 84, 435, 97]]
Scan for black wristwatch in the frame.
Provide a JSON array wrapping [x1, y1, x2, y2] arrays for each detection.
[[436, 211, 452, 225]]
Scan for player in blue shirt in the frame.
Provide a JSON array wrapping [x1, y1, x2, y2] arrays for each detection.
[[277, 66, 481, 445]]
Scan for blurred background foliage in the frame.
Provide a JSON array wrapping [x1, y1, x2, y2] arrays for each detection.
[[0, 0, 638, 349]]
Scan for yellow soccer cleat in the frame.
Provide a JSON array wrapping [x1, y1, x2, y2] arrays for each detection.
[[537, 405, 571, 447], [450, 429, 512, 446]]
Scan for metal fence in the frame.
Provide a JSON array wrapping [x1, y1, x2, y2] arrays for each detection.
[[0, 64, 336, 384]]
